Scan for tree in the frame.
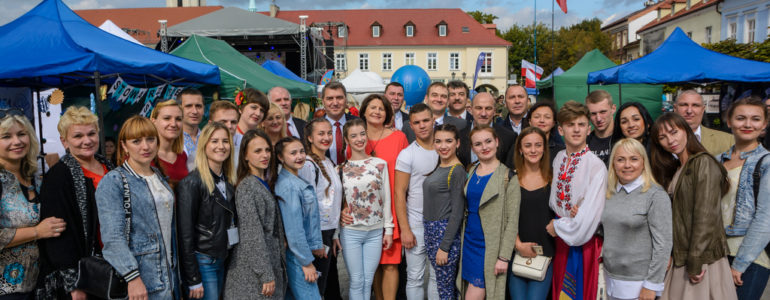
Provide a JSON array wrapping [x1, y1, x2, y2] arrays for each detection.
[[467, 10, 498, 25], [702, 38, 770, 62]]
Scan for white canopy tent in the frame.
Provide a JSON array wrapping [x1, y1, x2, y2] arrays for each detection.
[[320, 69, 386, 104], [98, 20, 143, 45]]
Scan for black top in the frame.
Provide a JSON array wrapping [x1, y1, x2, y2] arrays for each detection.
[[587, 132, 612, 167], [518, 184, 556, 257]]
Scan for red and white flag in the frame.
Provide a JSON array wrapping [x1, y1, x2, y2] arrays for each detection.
[[521, 59, 543, 88], [556, 0, 567, 13]]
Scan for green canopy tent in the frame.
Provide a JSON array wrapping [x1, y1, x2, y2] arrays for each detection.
[[537, 49, 663, 120], [171, 35, 316, 99]]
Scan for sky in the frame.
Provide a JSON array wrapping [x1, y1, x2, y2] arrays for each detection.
[[0, 0, 645, 29]]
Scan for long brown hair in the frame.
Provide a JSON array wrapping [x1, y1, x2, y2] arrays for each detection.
[[236, 129, 277, 189], [649, 112, 708, 188], [303, 118, 333, 196], [150, 99, 184, 154], [513, 127, 551, 182], [426, 123, 462, 176]]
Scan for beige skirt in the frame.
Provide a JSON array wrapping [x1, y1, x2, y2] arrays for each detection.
[[660, 257, 737, 300]]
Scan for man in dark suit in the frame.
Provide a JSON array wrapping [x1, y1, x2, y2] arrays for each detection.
[[268, 86, 306, 140], [458, 92, 518, 168], [402, 82, 466, 143], [497, 84, 529, 135], [447, 80, 474, 123], [385, 82, 409, 131], [321, 81, 359, 165]]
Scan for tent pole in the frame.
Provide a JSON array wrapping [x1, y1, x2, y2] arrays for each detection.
[[94, 71, 106, 157], [34, 86, 46, 174]]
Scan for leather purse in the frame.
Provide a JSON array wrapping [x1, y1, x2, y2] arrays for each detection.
[[511, 254, 551, 281]]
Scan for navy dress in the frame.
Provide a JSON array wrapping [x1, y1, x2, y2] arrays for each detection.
[[462, 170, 492, 288]]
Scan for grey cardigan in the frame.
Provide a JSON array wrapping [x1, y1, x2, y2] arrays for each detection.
[[223, 176, 287, 300]]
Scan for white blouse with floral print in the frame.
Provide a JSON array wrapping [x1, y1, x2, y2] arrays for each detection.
[[340, 157, 393, 235]]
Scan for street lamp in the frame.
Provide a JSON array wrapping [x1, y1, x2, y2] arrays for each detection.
[[462, 72, 467, 81], [451, 72, 456, 80]]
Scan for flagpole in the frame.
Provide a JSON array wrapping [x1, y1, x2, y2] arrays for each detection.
[[533, 0, 537, 73], [551, 0, 555, 76]]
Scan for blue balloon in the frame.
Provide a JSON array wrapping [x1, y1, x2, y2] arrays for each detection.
[[391, 65, 431, 108]]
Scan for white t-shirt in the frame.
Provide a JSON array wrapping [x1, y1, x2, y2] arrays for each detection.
[[395, 141, 439, 228]]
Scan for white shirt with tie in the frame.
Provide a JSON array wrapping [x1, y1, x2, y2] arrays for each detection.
[[327, 114, 348, 164], [287, 117, 300, 138]]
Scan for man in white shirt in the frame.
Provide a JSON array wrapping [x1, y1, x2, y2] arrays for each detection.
[[385, 82, 408, 131], [268, 86, 307, 140], [499, 85, 529, 134], [208, 100, 241, 166], [321, 82, 358, 165], [179, 88, 204, 171], [447, 80, 473, 122], [674, 90, 733, 156], [394, 103, 440, 300]]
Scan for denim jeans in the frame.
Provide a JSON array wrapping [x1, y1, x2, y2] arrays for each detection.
[[285, 250, 321, 300], [195, 252, 225, 300], [404, 225, 439, 300], [507, 263, 553, 300], [341, 227, 383, 300], [729, 256, 770, 300]]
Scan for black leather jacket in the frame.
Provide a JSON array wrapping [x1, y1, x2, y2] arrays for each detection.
[[176, 169, 236, 286]]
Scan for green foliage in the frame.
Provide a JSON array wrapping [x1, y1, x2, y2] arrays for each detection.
[[466, 10, 499, 25], [701, 38, 770, 62]]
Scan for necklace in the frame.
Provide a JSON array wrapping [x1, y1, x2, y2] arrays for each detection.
[[367, 127, 386, 156]]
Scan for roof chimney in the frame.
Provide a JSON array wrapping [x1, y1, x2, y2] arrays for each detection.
[[270, 0, 280, 17]]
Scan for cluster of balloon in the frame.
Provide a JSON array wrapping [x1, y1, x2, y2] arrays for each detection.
[[390, 65, 431, 110]]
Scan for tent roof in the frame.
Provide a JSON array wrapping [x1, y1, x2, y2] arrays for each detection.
[[98, 20, 142, 45], [262, 60, 313, 85], [0, 0, 220, 87], [588, 27, 770, 84], [537, 49, 615, 89], [167, 7, 299, 37], [338, 69, 385, 93], [170, 35, 315, 98]]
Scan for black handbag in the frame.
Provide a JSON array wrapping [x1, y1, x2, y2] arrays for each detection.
[[75, 168, 131, 300]]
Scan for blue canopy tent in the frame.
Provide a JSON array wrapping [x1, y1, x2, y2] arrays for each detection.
[[588, 27, 770, 84], [261, 60, 314, 85]]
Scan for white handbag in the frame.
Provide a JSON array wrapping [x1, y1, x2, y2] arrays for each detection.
[[511, 254, 551, 281]]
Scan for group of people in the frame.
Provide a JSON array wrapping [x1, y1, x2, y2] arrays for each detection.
[[0, 77, 767, 300]]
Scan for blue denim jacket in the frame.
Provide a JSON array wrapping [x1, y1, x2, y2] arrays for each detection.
[[275, 168, 323, 266], [718, 145, 770, 272], [95, 166, 177, 295]]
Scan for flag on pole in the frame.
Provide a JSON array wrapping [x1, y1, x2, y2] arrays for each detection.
[[556, 0, 567, 13], [472, 52, 486, 90], [521, 59, 543, 89]]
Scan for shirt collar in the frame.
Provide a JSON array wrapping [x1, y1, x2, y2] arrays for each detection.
[[616, 175, 644, 193], [435, 115, 445, 125], [722, 144, 764, 160], [694, 125, 702, 139], [326, 114, 347, 125], [210, 169, 226, 184]]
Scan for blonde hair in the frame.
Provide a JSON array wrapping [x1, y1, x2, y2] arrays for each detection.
[[195, 122, 236, 193], [606, 138, 657, 198], [261, 102, 287, 140], [116, 116, 160, 164], [150, 99, 184, 154], [0, 115, 39, 178], [58, 106, 99, 138]]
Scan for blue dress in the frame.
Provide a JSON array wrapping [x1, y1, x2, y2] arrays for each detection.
[[462, 170, 492, 288]]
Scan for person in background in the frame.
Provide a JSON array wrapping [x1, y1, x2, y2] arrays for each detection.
[[718, 96, 770, 300], [402, 82, 466, 143], [384, 82, 408, 131], [274, 137, 324, 300], [261, 103, 287, 146], [457, 92, 517, 168], [447, 81, 472, 122], [209, 101, 241, 164], [498, 85, 529, 135], [179, 88, 205, 171], [268, 87, 306, 139], [235, 88, 270, 142], [459, 125, 520, 300], [601, 138, 672, 300], [104, 136, 117, 165], [338, 118, 394, 300], [546, 101, 607, 300], [224, 129, 286, 299], [322, 82, 358, 166], [422, 124, 466, 300], [585, 90, 616, 166], [150, 99, 188, 189], [674, 90, 734, 156], [96, 116, 177, 300], [299, 118, 343, 297], [526, 101, 565, 166], [508, 127, 555, 300], [38, 106, 115, 300], [649, 113, 736, 300], [611, 102, 654, 153]]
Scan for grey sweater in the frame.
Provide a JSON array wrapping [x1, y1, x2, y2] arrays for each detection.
[[422, 165, 467, 251], [601, 183, 672, 284]]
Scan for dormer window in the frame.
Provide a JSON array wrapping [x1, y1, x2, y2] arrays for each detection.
[[338, 25, 346, 38], [437, 20, 447, 37], [404, 21, 415, 37], [371, 21, 381, 38]]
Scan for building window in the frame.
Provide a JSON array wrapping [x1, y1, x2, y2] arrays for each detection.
[[449, 52, 460, 70], [705, 26, 712, 43], [480, 52, 492, 74], [382, 53, 392, 71], [405, 52, 415, 65], [406, 25, 414, 37], [335, 53, 346, 71], [439, 25, 447, 36], [729, 22, 737, 39], [372, 25, 380, 38], [338, 25, 346, 38], [622, 31, 628, 47], [747, 18, 756, 42], [427, 53, 437, 71], [359, 53, 369, 70], [462, 26, 469, 33]]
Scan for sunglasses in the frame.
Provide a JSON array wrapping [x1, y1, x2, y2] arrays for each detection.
[[0, 108, 24, 119]]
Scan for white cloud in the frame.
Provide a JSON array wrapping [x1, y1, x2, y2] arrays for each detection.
[[602, 13, 618, 27], [485, 5, 583, 31]]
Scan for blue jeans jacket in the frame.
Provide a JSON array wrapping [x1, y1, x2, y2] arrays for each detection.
[[95, 166, 178, 296], [719, 145, 770, 272], [275, 168, 323, 267]]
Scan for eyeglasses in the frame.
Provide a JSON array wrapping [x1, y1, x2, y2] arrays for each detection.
[[0, 108, 23, 119]]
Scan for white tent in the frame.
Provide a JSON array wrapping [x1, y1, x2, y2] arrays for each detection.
[[318, 69, 385, 104], [98, 20, 143, 45]]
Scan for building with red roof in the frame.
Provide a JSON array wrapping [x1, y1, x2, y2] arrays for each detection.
[[637, 0, 722, 55]]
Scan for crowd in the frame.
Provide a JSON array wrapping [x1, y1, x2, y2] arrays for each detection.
[[0, 79, 767, 300]]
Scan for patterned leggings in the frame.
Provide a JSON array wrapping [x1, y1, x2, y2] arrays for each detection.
[[424, 218, 461, 300]]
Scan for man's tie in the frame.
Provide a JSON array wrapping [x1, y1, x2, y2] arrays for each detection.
[[335, 121, 344, 165], [286, 122, 292, 137]]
